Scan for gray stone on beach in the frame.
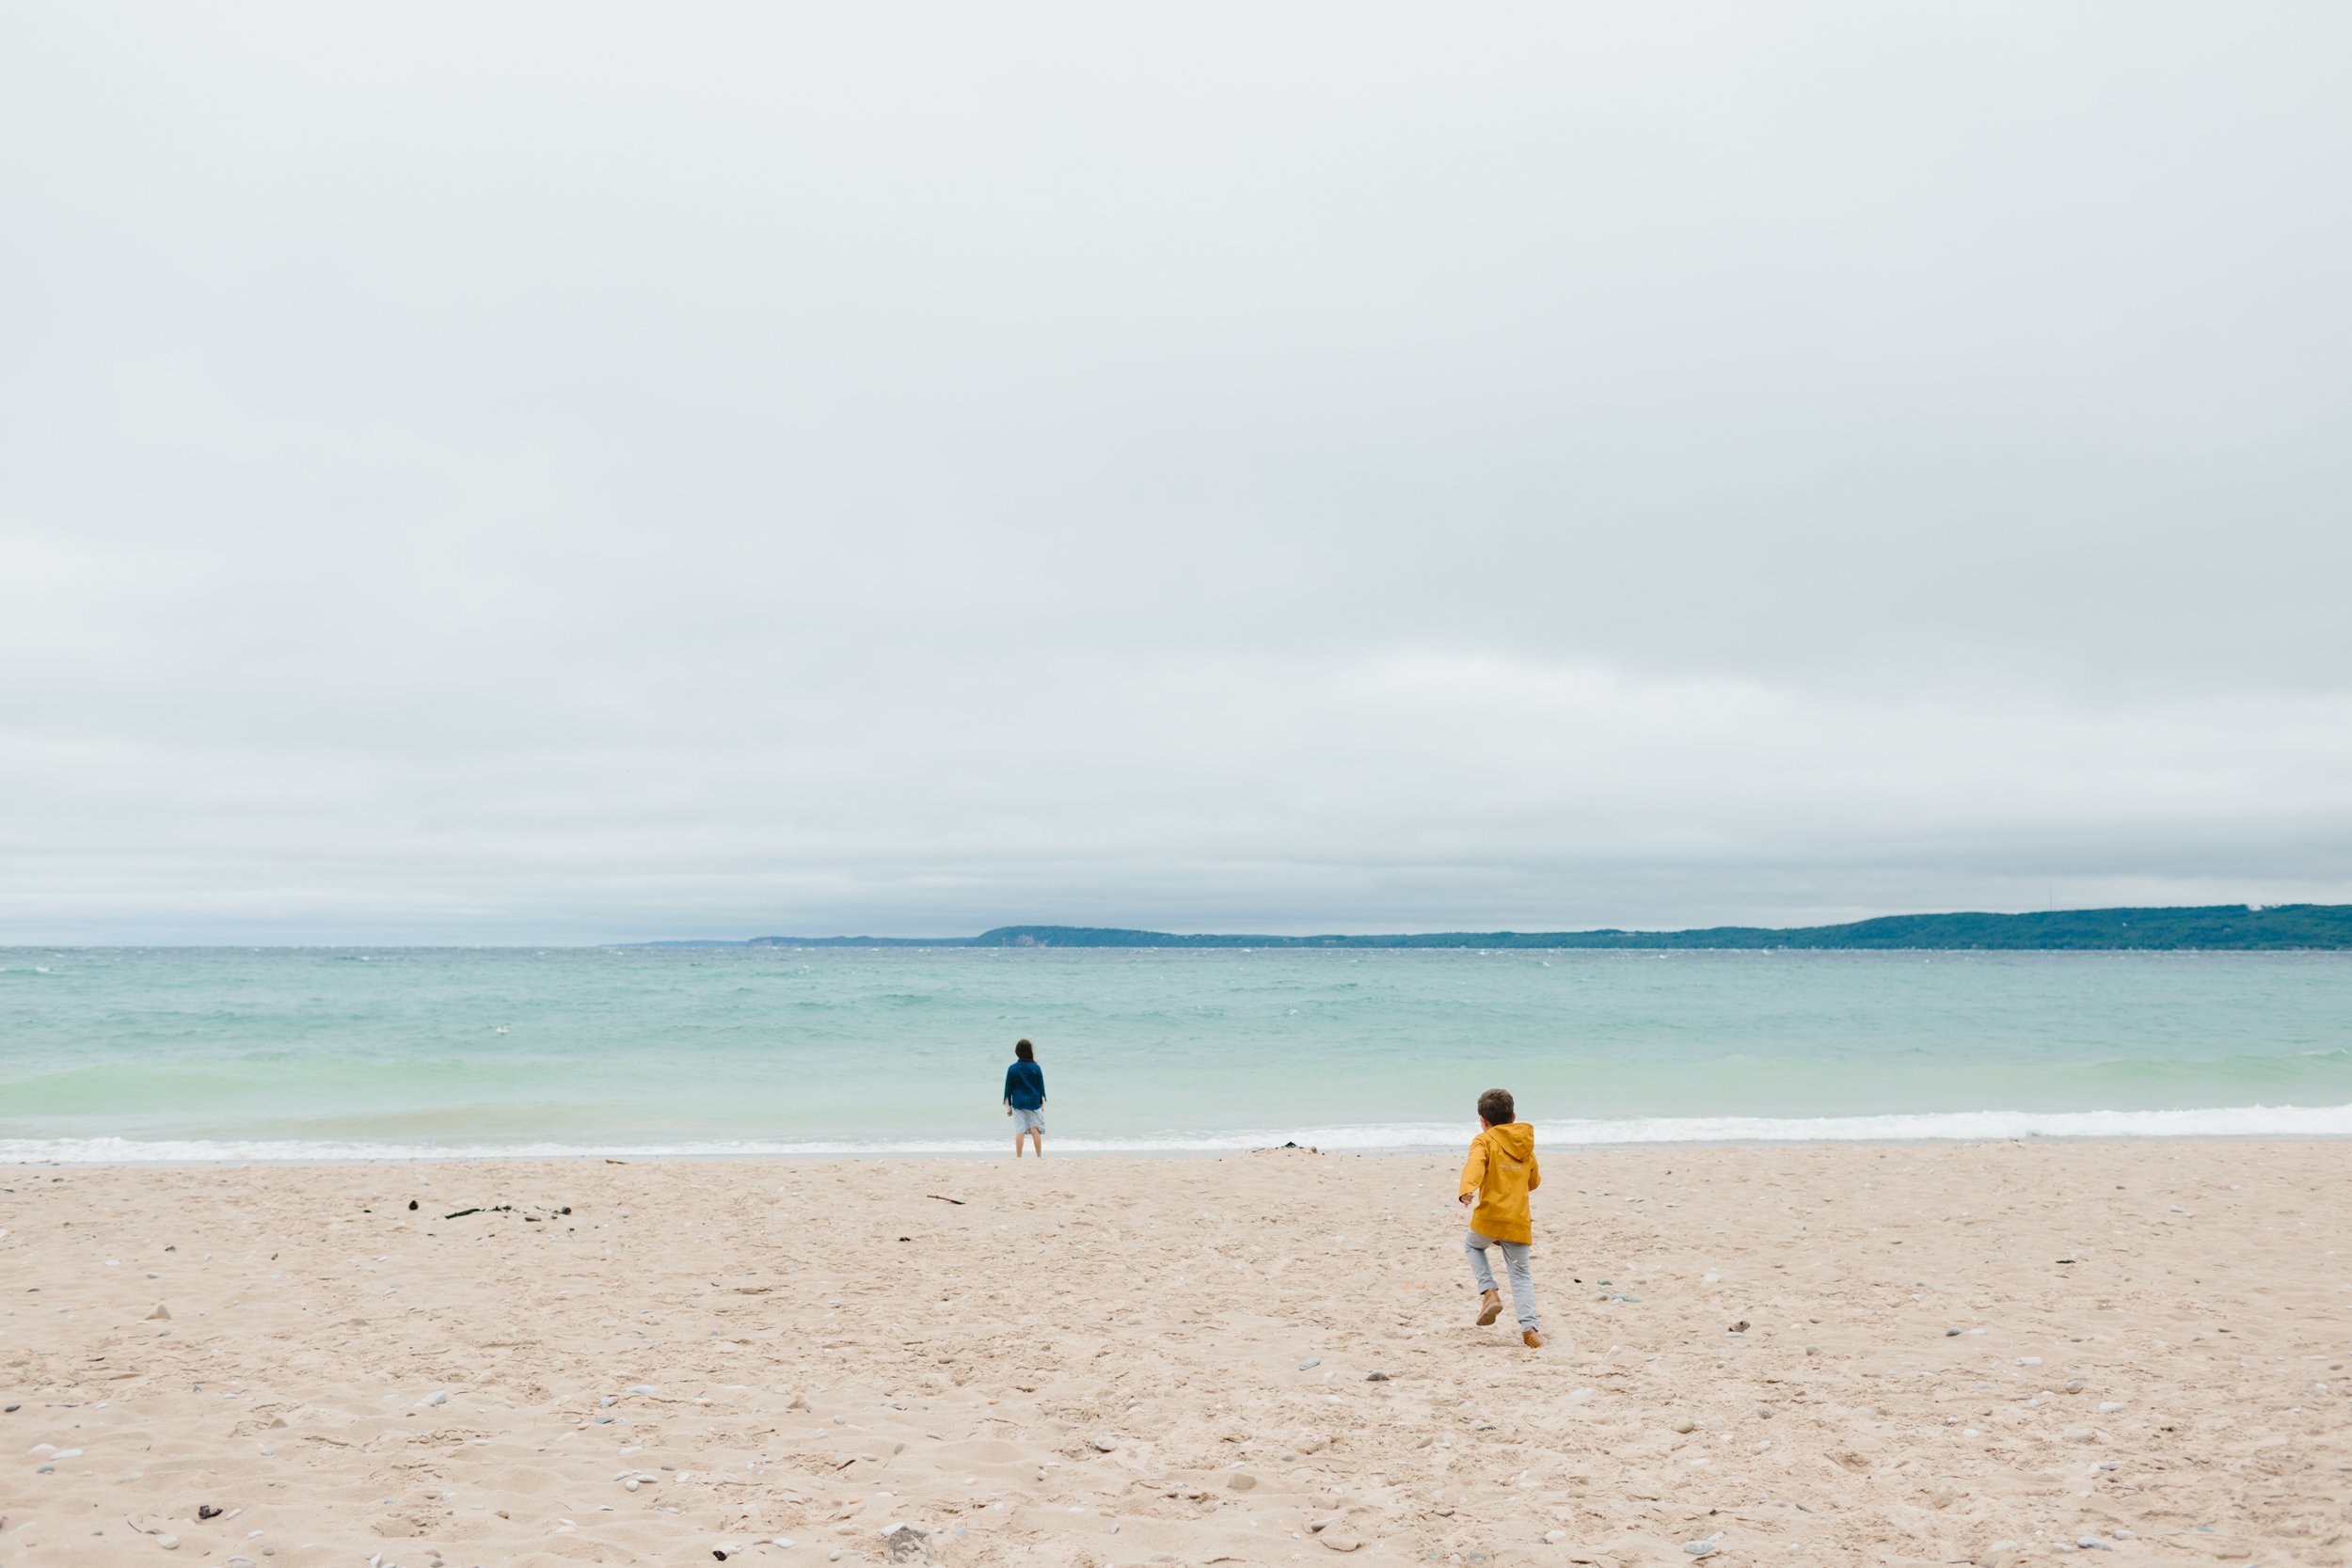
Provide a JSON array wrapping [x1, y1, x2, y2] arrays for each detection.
[[1682, 1532, 1723, 1556], [416, 1390, 448, 1408], [1228, 1470, 1259, 1492], [882, 1524, 936, 1564], [1366, 1371, 1391, 1382], [628, 1384, 654, 1395], [600, 1395, 616, 1407], [1299, 1358, 1321, 1370], [1944, 1327, 1961, 1337], [1670, 1418, 1697, 1434], [1091, 1435, 1119, 1452], [1308, 1516, 1361, 1551], [148, 1303, 170, 1321]]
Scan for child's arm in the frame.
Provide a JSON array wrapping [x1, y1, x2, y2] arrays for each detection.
[[1528, 1152, 1541, 1192], [1457, 1140, 1488, 1206]]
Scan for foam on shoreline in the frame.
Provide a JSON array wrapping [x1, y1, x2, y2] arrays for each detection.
[[8, 1100, 2349, 1163]]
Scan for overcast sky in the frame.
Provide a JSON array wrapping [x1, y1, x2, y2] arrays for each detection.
[[5, 3, 2349, 942]]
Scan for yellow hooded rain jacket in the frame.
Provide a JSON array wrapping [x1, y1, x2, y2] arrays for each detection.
[[1459, 1119, 1541, 1244]]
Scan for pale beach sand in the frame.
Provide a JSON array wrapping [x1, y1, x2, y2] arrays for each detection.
[[3, 1141, 2346, 1567]]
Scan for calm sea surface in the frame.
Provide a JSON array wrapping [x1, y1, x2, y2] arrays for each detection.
[[3, 946, 2347, 1161]]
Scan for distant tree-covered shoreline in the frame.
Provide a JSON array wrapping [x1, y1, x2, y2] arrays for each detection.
[[706, 904, 2352, 950]]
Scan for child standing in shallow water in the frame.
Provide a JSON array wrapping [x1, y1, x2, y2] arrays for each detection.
[[1458, 1086, 1544, 1347]]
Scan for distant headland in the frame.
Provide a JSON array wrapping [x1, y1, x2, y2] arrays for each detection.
[[638, 904, 2352, 950]]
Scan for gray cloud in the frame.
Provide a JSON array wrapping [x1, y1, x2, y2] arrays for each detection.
[[4, 3, 2349, 941]]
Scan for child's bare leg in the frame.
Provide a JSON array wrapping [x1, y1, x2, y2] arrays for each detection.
[[1027, 1129, 1044, 1158]]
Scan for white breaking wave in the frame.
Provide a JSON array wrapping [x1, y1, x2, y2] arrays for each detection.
[[5, 1102, 2351, 1164]]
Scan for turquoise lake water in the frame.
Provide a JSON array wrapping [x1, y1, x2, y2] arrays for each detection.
[[2, 946, 2348, 1161]]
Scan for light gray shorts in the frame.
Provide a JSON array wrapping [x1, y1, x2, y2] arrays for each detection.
[[1010, 1108, 1045, 1134]]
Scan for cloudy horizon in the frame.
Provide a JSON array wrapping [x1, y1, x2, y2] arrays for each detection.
[[6, 4, 2350, 943]]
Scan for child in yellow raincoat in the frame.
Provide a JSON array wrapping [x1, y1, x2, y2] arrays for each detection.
[[1458, 1086, 1544, 1347]]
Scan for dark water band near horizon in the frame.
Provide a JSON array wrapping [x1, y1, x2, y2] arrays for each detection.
[[3, 946, 2348, 1164]]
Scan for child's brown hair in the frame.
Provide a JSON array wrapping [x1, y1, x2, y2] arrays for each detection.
[[1477, 1087, 1515, 1125]]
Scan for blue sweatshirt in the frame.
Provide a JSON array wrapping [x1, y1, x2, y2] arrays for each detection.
[[1003, 1059, 1045, 1110]]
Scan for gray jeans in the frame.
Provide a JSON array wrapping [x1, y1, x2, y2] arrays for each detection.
[[1464, 1228, 1540, 1332]]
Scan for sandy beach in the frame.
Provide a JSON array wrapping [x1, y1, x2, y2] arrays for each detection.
[[4, 1140, 2346, 1567]]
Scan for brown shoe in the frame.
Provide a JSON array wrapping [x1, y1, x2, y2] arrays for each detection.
[[1476, 1290, 1502, 1326], [1523, 1330, 1545, 1349]]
